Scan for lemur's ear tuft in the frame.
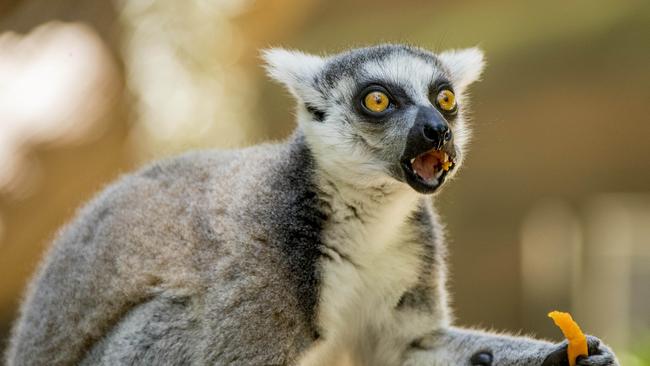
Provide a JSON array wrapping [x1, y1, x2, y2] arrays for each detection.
[[438, 47, 486, 92], [262, 48, 326, 102]]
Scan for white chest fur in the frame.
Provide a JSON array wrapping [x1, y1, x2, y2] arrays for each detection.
[[318, 200, 419, 328], [310, 178, 438, 364]]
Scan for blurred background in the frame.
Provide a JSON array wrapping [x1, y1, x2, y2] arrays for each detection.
[[0, 0, 648, 363]]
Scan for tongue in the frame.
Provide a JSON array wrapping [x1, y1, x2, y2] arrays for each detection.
[[412, 153, 438, 181]]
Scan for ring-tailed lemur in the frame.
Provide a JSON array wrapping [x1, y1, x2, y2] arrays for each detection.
[[6, 44, 618, 366]]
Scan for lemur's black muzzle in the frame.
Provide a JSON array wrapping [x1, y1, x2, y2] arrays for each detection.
[[399, 106, 457, 194], [405, 106, 452, 156]]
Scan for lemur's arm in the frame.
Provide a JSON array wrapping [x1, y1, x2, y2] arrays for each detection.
[[404, 327, 619, 366]]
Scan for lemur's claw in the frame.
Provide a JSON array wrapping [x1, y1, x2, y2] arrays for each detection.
[[542, 336, 618, 366]]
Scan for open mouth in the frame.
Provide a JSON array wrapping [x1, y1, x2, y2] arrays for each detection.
[[401, 148, 455, 194]]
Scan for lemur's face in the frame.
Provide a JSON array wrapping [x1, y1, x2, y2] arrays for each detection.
[[264, 45, 485, 194]]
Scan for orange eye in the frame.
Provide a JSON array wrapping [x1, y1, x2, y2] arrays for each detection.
[[363, 91, 390, 113], [436, 89, 456, 112]]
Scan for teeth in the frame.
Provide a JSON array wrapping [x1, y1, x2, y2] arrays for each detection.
[[435, 169, 444, 179], [410, 158, 415, 165], [443, 153, 449, 162]]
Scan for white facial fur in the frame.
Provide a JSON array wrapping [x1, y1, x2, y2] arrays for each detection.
[[263, 45, 486, 191]]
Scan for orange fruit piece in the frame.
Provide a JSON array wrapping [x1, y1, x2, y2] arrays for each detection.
[[548, 311, 588, 366]]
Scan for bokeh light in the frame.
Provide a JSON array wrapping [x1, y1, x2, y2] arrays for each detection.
[[0, 22, 119, 198]]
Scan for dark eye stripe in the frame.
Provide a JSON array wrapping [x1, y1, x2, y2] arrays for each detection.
[[355, 81, 413, 109], [428, 80, 458, 115]]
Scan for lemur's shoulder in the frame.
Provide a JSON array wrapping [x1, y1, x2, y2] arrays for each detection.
[[39, 138, 313, 293], [86, 136, 306, 215], [10, 135, 322, 365]]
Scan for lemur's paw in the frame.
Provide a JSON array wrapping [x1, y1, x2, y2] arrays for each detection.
[[542, 336, 619, 366]]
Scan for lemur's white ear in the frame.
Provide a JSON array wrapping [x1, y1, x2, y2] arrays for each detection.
[[438, 47, 486, 92], [262, 48, 326, 102]]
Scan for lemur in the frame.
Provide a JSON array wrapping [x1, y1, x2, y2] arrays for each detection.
[[6, 44, 618, 366]]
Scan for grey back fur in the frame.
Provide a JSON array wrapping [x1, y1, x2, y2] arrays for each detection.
[[7, 133, 326, 365]]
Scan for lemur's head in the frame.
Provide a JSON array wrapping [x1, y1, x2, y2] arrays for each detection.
[[264, 44, 485, 194]]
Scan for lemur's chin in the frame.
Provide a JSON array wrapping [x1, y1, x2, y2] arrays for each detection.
[[401, 148, 456, 194]]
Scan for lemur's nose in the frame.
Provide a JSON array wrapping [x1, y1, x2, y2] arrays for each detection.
[[418, 107, 452, 150], [422, 123, 451, 149]]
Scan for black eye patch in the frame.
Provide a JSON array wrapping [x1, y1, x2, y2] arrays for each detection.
[[428, 79, 454, 99], [428, 78, 459, 121], [305, 104, 326, 122], [352, 81, 413, 120]]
